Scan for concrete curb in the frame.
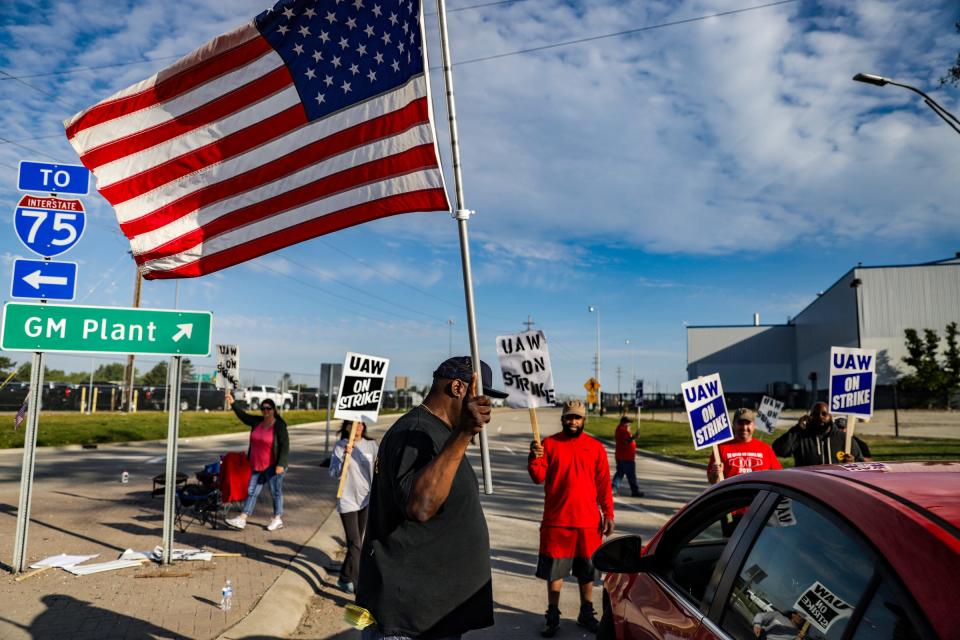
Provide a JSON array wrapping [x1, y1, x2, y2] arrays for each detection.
[[217, 507, 345, 640]]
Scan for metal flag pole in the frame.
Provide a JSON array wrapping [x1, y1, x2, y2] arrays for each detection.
[[433, 0, 492, 494]]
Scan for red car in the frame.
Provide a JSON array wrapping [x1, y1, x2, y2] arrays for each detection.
[[593, 462, 960, 640]]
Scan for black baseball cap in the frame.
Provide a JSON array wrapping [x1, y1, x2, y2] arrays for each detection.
[[433, 356, 509, 398]]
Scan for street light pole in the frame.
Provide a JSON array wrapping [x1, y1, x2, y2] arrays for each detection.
[[588, 305, 600, 414], [625, 339, 635, 389], [853, 73, 960, 135], [447, 319, 454, 357]]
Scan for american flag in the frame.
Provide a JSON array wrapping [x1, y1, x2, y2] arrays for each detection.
[[65, 0, 450, 279], [14, 398, 28, 431]]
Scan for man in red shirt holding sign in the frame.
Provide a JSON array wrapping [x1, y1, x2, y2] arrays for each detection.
[[707, 408, 781, 484], [529, 399, 615, 637]]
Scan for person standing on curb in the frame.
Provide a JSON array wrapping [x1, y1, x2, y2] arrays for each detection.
[[223, 391, 289, 531], [611, 415, 644, 497], [330, 420, 378, 595], [707, 408, 782, 484], [772, 402, 864, 466], [528, 399, 615, 637], [355, 356, 508, 639]]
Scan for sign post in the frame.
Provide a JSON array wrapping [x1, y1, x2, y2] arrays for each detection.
[[756, 395, 784, 435], [829, 347, 877, 455], [680, 374, 734, 480], [496, 330, 556, 445], [11, 352, 44, 574], [321, 363, 343, 456], [160, 356, 183, 565]]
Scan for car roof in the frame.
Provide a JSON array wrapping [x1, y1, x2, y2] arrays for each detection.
[[807, 462, 960, 529]]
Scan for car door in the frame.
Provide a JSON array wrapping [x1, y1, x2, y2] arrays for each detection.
[[705, 492, 932, 640], [610, 488, 770, 639]]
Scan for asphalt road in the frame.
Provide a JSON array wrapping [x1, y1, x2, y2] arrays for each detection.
[[291, 407, 710, 639]]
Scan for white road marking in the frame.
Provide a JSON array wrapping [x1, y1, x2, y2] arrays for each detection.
[[503, 445, 514, 455], [146, 456, 165, 464]]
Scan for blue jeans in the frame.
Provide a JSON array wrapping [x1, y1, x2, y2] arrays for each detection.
[[361, 628, 460, 640], [612, 460, 640, 494], [241, 467, 283, 517]]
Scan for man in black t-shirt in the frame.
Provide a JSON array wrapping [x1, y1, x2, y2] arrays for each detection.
[[356, 356, 508, 639]]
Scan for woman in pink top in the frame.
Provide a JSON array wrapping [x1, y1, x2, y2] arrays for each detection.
[[223, 392, 290, 531]]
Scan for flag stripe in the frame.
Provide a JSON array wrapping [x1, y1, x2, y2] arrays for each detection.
[[134, 144, 443, 263], [78, 66, 290, 169], [98, 103, 307, 205], [121, 98, 432, 239], [65, 24, 268, 139], [144, 188, 449, 279], [110, 76, 429, 224]]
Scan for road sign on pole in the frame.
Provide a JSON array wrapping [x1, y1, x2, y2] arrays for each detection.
[[584, 377, 600, 393], [13, 195, 86, 257], [11, 259, 78, 301], [1, 303, 212, 356], [18, 161, 90, 196]]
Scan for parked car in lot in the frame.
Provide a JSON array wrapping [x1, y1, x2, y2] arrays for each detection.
[[0, 381, 79, 411], [593, 462, 959, 640], [147, 382, 226, 411], [236, 384, 292, 410]]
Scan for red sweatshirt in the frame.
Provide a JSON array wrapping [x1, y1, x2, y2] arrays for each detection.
[[614, 423, 636, 461], [708, 438, 782, 479], [528, 432, 614, 527]]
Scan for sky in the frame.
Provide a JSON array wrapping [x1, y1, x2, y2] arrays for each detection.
[[1, 0, 959, 397]]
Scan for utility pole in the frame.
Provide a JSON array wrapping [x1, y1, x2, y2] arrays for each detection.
[[447, 319, 454, 357], [523, 315, 535, 331], [616, 366, 622, 395], [124, 266, 142, 411]]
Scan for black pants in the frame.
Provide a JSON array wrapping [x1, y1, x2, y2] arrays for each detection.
[[339, 507, 368, 584]]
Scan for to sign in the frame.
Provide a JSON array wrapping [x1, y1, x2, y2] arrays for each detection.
[[680, 373, 734, 450], [18, 160, 90, 196], [13, 195, 86, 257], [1, 303, 212, 356], [11, 259, 78, 301], [829, 347, 877, 418]]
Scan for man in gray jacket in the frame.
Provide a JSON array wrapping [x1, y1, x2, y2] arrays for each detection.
[[772, 402, 864, 466]]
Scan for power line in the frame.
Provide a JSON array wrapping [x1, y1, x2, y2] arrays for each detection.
[[445, 0, 800, 67]]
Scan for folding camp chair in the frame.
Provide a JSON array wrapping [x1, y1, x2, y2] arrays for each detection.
[[174, 452, 250, 532]]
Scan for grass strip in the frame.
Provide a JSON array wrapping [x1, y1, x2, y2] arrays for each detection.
[[583, 415, 960, 468]]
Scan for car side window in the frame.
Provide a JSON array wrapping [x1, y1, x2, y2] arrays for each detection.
[[663, 492, 760, 606], [849, 580, 922, 640], [720, 496, 875, 640]]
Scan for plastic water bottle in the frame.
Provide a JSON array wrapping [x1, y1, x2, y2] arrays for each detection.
[[221, 580, 233, 611], [121, 470, 129, 484]]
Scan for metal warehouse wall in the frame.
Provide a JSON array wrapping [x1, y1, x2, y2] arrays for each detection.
[[793, 270, 860, 385], [858, 263, 960, 383], [686, 325, 794, 392]]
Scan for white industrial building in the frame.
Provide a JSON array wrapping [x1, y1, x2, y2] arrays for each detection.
[[686, 256, 960, 404]]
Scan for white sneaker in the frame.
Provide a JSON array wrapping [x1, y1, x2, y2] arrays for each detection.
[[267, 516, 283, 531], [225, 515, 247, 530]]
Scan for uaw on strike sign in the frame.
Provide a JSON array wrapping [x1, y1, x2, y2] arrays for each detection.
[[829, 347, 877, 418], [496, 330, 555, 408], [334, 352, 389, 423], [794, 580, 853, 634], [680, 373, 734, 450]]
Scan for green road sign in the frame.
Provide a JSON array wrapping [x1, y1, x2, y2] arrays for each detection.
[[1, 302, 212, 356]]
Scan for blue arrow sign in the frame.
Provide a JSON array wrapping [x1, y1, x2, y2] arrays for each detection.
[[11, 259, 78, 301], [18, 160, 90, 196], [13, 194, 86, 257]]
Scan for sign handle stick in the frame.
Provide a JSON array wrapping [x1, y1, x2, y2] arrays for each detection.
[[336, 421, 361, 499], [844, 415, 856, 457], [528, 408, 541, 445], [712, 443, 724, 481]]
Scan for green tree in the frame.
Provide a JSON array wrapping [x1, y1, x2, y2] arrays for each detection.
[[0, 356, 16, 379], [942, 22, 960, 86], [945, 322, 960, 402], [901, 327, 954, 407], [140, 362, 168, 387], [94, 363, 127, 381], [181, 359, 195, 383]]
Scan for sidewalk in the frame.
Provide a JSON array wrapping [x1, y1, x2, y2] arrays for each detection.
[[0, 422, 341, 640]]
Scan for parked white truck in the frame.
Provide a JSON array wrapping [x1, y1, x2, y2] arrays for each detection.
[[236, 384, 294, 410]]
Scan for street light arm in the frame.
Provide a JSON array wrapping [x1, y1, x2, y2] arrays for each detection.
[[853, 72, 960, 134]]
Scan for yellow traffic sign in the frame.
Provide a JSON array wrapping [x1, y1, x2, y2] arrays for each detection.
[[584, 377, 600, 392], [586, 391, 598, 404]]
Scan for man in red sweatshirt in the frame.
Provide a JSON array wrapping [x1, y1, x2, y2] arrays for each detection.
[[707, 408, 781, 484], [612, 415, 643, 497], [528, 399, 615, 637]]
